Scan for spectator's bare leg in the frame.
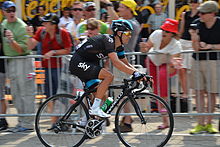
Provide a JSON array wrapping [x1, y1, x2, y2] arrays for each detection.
[[158, 97, 169, 127], [206, 93, 216, 124], [123, 102, 132, 124], [48, 101, 58, 124], [179, 68, 188, 98], [195, 90, 205, 125], [0, 99, 7, 114]]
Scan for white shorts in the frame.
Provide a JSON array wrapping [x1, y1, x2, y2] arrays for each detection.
[[179, 39, 193, 69], [190, 60, 219, 93]]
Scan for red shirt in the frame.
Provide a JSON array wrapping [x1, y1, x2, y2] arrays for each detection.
[[34, 27, 72, 68]]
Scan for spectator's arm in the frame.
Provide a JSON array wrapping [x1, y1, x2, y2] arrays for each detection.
[[5, 29, 27, 54], [26, 26, 39, 50], [8, 40, 24, 54], [199, 43, 220, 50], [139, 39, 153, 53], [148, 25, 152, 34], [189, 29, 200, 51], [147, 15, 152, 34], [100, 0, 119, 21], [178, 12, 185, 38]]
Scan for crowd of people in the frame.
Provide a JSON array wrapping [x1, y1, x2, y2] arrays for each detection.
[[0, 0, 220, 135]]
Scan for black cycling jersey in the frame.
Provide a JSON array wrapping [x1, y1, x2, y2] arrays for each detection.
[[75, 34, 125, 61], [69, 34, 125, 82]]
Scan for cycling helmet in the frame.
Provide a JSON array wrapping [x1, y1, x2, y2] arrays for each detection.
[[41, 13, 60, 25], [111, 19, 133, 35]]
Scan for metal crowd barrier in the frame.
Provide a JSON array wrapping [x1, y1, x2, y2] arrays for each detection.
[[0, 50, 220, 119]]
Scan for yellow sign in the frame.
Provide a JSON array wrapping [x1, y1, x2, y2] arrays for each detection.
[[0, 0, 220, 22]]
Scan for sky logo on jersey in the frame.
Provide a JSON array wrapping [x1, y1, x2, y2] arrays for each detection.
[[78, 62, 90, 71]]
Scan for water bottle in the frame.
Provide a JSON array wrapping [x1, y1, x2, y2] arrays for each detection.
[[101, 97, 113, 112]]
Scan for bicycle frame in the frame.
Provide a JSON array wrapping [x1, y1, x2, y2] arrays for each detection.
[[58, 78, 150, 127]]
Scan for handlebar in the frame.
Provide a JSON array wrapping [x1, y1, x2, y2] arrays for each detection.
[[123, 74, 153, 92]]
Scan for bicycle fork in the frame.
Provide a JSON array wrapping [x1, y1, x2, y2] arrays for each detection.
[[129, 96, 146, 124]]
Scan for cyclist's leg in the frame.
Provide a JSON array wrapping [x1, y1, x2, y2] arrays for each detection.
[[90, 68, 113, 118], [95, 68, 114, 100]]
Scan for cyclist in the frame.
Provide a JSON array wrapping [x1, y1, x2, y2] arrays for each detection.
[[69, 19, 144, 118]]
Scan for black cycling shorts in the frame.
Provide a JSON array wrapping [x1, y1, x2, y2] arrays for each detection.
[[69, 53, 102, 82]]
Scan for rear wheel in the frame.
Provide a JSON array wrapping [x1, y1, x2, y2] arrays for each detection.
[[115, 92, 174, 147], [35, 94, 89, 147]]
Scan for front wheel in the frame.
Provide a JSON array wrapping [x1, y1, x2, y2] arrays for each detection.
[[115, 92, 174, 147], [35, 94, 89, 147]]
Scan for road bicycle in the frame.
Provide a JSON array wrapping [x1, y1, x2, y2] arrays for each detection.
[[35, 75, 174, 147]]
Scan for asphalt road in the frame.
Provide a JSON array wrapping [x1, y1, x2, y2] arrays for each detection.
[[0, 131, 220, 147]]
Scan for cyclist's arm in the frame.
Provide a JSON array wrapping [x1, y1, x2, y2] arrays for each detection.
[[108, 52, 135, 75], [120, 57, 137, 71]]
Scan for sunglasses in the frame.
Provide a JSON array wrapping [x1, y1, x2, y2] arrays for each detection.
[[162, 29, 172, 33], [87, 27, 97, 30], [5, 9, 16, 13], [86, 8, 96, 12], [122, 31, 132, 36], [199, 12, 212, 15], [72, 8, 83, 11]]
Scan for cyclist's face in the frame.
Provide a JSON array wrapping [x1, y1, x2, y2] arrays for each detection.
[[121, 31, 132, 44]]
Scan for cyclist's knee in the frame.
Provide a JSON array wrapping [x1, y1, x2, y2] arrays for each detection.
[[105, 72, 114, 82], [99, 69, 114, 82]]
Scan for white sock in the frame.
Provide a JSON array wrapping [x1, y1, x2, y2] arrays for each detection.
[[91, 98, 102, 109]]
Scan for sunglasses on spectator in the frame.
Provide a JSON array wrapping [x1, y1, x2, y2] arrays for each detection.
[[86, 8, 96, 12], [5, 9, 16, 13], [199, 12, 212, 15], [162, 29, 172, 34], [87, 26, 97, 30], [72, 8, 83, 11], [122, 31, 132, 36]]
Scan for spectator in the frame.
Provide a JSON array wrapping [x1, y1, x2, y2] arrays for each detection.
[[85, 18, 101, 38], [101, 0, 141, 132], [27, 13, 72, 100], [1, 1, 35, 132], [30, 5, 46, 32], [30, 5, 46, 56], [76, 2, 109, 38], [189, 1, 220, 134], [147, 3, 167, 34], [178, 0, 201, 99], [26, 13, 72, 129], [0, 26, 8, 131], [100, 8, 109, 23], [102, 0, 141, 52], [66, 1, 84, 45], [58, 7, 73, 29], [143, 0, 161, 7], [140, 18, 182, 130]]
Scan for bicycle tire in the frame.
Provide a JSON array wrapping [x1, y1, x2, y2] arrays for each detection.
[[35, 94, 89, 147], [115, 92, 174, 147]]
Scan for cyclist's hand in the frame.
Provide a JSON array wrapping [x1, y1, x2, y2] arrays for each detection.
[[132, 71, 145, 81]]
